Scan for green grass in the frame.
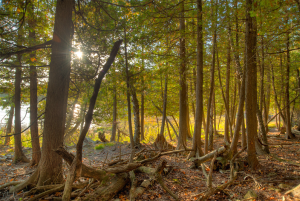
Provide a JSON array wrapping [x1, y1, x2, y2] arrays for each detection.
[[105, 142, 115, 147], [94, 144, 105, 150]]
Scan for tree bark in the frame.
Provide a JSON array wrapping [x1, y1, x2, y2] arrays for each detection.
[[188, 0, 204, 167], [285, 28, 293, 139], [111, 75, 117, 142], [205, 26, 216, 154], [4, 105, 14, 146], [154, 75, 169, 150], [28, 1, 41, 166], [177, 0, 188, 149], [125, 27, 134, 149], [225, 38, 231, 144], [13, 22, 29, 163], [141, 69, 145, 141], [37, 0, 73, 185], [131, 86, 141, 147], [245, 0, 259, 169]]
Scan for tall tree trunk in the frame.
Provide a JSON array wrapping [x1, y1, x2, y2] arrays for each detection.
[[154, 75, 169, 150], [13, 23, 29, 164], [208, 89, 215, 151], [230, 79, 237, 131], [204, 24, 217, 154], [141, 56, 145, 141], [111, 82, 117, 142], [188, 0, 204, 167], [124, 27, 134, 149], [4, 105, 14, 146], [285, 28, 293, 139], [177, 0, 188, 149], [224, 39, 231, 143], [256, 103, 270, 153], [245, 0, 259, 169], [28, 1, 41, 166], [271, 64, 287, 126], [227, 0, 246, 156], [37, 0, 73, 185], [241, 115, 246, 148], [131, 86, 141, 147], [186, 85, 192, 139]]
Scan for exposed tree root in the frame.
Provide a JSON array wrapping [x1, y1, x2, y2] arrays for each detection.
[[197, 147, 246, 200], [285, 183, 300, 198], [0, 181, 23, 191], [23, 181, 89, 197], [9, 169, 39, 193], [138, 160, 178, 200], [153, 134, 175, 150], [27, 184, 65, 201], [82, 173, 129, 201]]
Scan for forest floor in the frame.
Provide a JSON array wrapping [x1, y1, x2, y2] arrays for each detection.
[[1, 128, 300, 200]]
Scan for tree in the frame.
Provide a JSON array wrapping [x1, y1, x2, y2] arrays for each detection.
[[177, 0, 188, 150], [11, 0, 74, 191], [245, 0, 259, 170], [28, 0, 41, 166], [188, 0, 204, 168]]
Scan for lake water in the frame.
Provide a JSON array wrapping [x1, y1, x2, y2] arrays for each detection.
[[0, 105, 30, 129]]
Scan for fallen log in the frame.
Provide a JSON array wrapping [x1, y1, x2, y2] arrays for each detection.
[[191, 145, 229, 164], [55, 147, 142, 175], [82, 173, 129, 201], [137, 160, 178, 200], [0, 181, 23, 191]]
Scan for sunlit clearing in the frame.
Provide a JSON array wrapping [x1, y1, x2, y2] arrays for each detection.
[[75, 50, 82, 59]]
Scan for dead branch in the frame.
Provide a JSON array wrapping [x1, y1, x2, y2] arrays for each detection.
[[27, 184, 64, 201], [138, 160, 178, 200], [193, 145, 228, 164], [0, 40, 53, 59], [0, 181, 23, 191], [82, 173, 129, 201]]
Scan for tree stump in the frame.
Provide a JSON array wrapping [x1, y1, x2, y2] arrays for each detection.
[[98, 132, 109, 142], [280, 127, 286, 134]]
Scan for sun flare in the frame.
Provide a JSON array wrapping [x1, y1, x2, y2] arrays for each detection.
[[75, 50, 83, 59]]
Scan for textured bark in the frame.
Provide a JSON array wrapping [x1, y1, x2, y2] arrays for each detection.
[[256, 104, 270, 153], [13, 50, 29, 163], [245, 0, 259, 169], [83, 173, 128, 201], [241, 116, 246, 148], [154, 75, 168, 150], [208, 90, 214, 151], [37, 0, 73, 185], [227, 0, 246, 156], [224, 39, 231, 144], [131, 86, 141, 146], [285, 29, 293, 139], [4, 105, 14, 146], [28, 1, 41, 166], [177, 1, 188, 149], [141, 72, 145, 141], [125, 28, 134, 149], [204, 29, 216, 154], [188, 0, 204, 167], [111, 83, 117, 141]]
